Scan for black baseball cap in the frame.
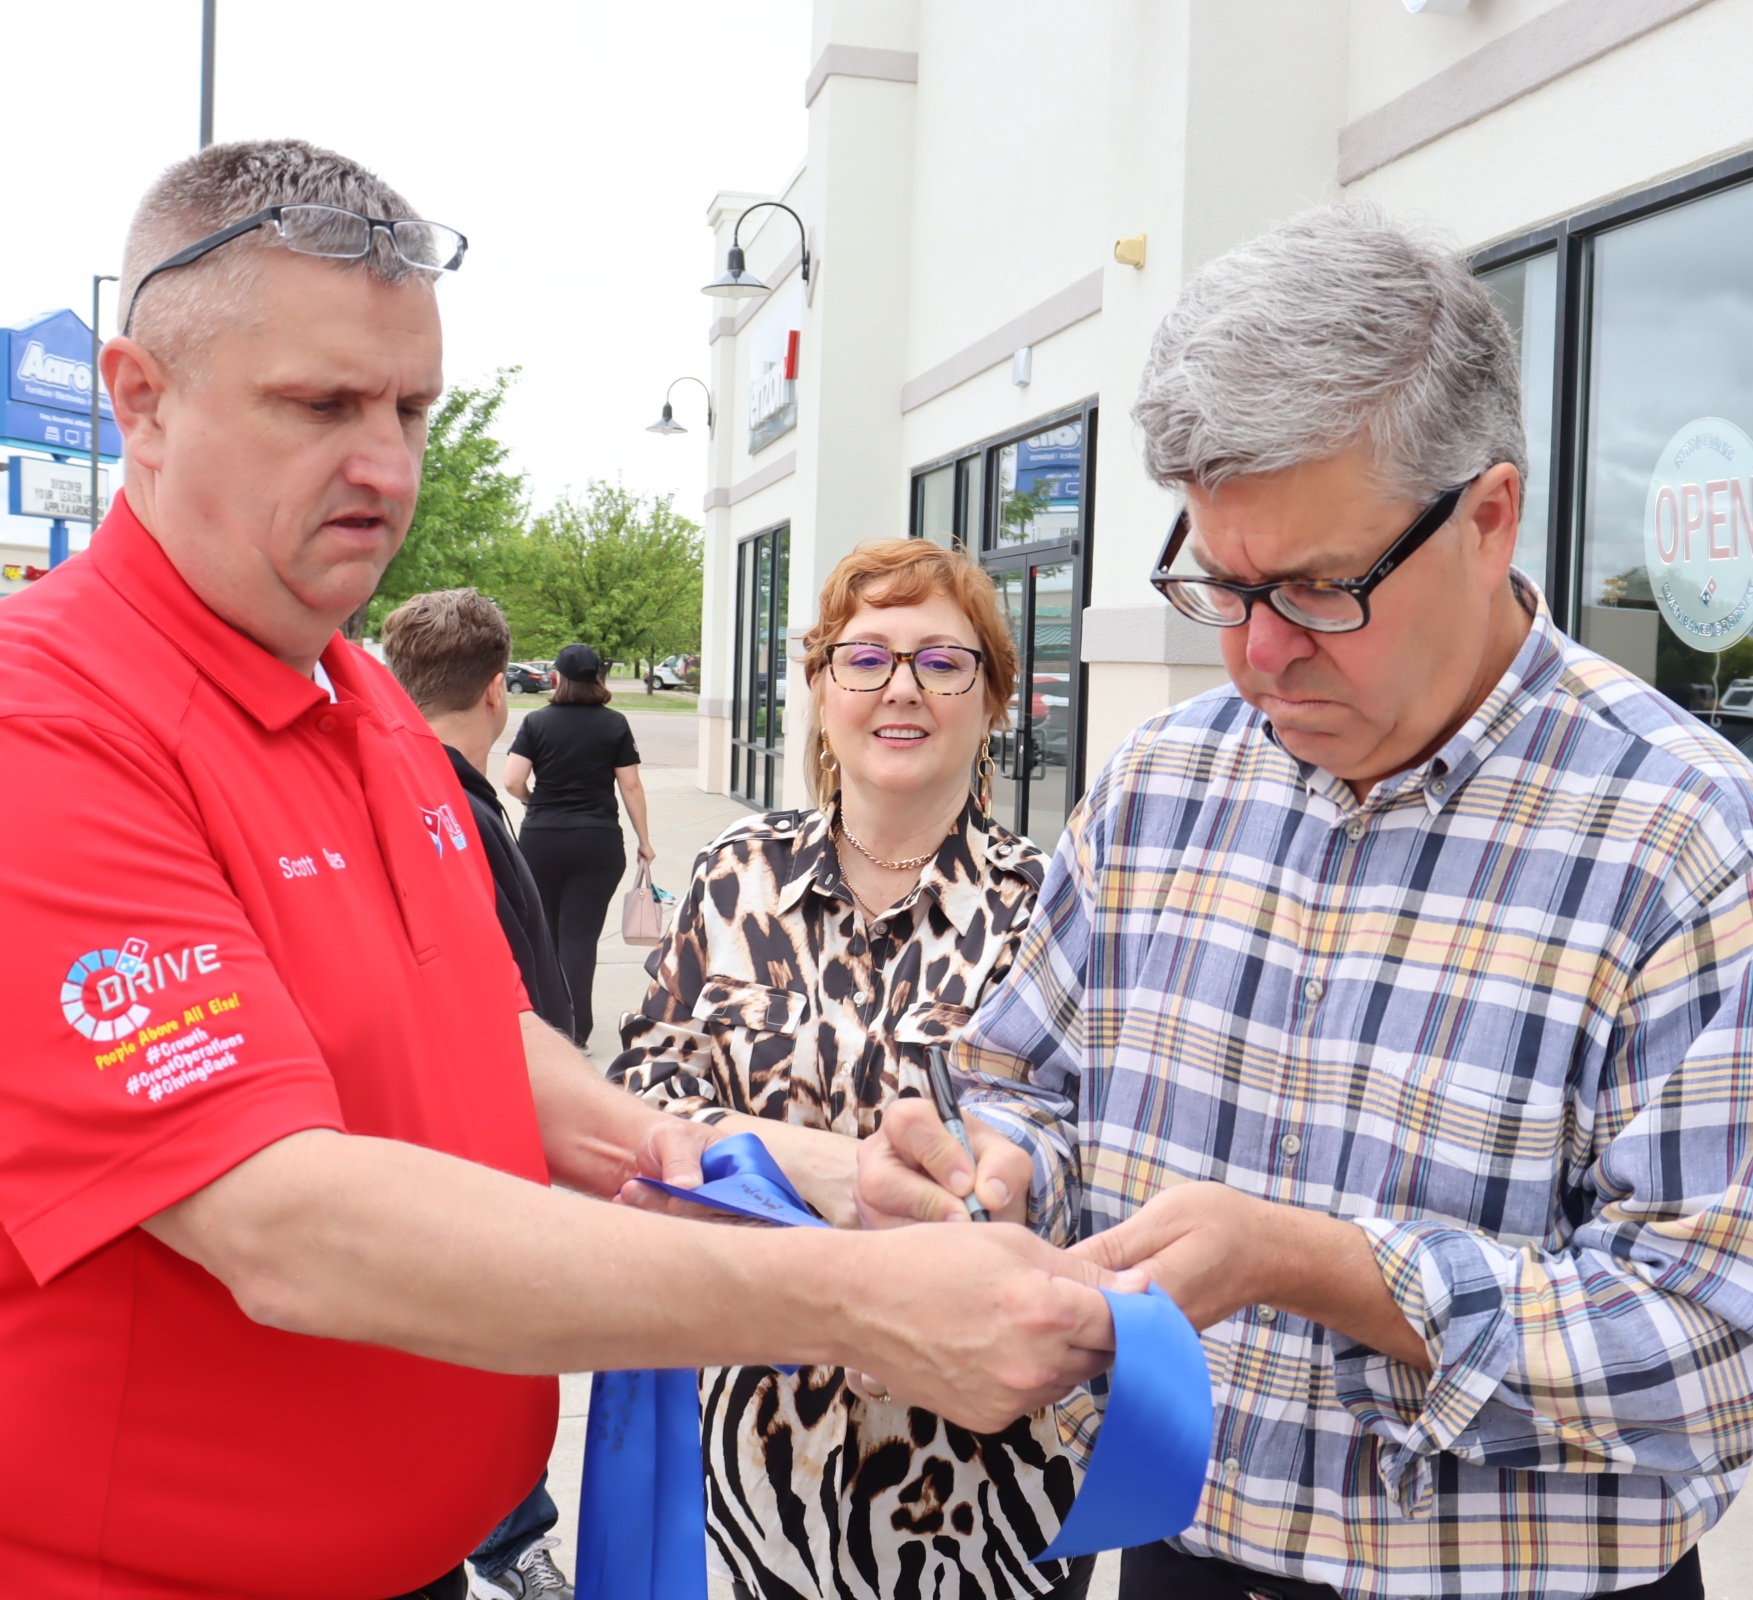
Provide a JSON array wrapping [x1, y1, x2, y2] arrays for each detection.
[[554, 644, 602, 682]]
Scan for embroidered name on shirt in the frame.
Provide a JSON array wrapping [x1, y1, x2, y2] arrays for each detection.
[[279, 847, 349, 879]]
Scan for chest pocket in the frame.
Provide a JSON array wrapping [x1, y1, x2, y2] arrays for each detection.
[[693, 977, 806, 1035], [891, 1001, 974, 1101], [892, 1000, 973, 1047], [692, 976, 806, 1119]]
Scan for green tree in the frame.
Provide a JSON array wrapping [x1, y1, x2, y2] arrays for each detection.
[[500, 482, 702, 690], [364, 369, 528, 635]]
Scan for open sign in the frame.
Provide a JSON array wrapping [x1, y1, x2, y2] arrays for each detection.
[[1643, 418, 1753, 651]]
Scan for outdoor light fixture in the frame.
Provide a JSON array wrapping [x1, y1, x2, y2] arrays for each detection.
[[646, 376, 714, 438], [703, 201, 812, 299]]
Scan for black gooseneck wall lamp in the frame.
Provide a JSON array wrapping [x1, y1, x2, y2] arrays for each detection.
[[702, 201, 811, 299], [645, 376, 715, 438]]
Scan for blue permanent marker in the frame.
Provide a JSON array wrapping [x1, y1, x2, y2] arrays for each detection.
[[926, 1045, 990, 1223]]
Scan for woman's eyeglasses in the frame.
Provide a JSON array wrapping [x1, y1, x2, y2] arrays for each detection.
[[826, 642, 984, 695]]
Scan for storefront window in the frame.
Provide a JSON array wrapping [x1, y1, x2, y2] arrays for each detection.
[[1579, 180, 1753, 744], [1478, 252, 1557, 590], [731, 524, 789, 806], [911, 404, 1093, 840], [993, 419, 1084, 548], [916, 466, 954, 548]]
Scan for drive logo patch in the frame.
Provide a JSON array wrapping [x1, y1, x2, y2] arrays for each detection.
[[61, 938, 222, 1041], [420, 802, 468, 857]]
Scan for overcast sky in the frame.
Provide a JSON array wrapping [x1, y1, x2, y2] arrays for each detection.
[[3, 1, 811, 547]]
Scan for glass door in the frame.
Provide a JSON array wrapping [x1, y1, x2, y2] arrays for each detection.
[[985, 555, 1078, 846], [911, 402, 1094, 847], [730, 524, 789, 807]]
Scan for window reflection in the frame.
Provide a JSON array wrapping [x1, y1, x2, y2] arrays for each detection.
[[916, 466, 954, 548], [1581, 182, 1753, 742], [1477, 253, 1557, 589], [988, 567, 1024, 835], [732, 526, 789, 806], [994, 420, 1083, 548], [1026, 562, 1074, 845]]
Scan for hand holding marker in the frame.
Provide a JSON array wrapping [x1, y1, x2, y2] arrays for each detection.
[[926, 1045, 990, 1223]]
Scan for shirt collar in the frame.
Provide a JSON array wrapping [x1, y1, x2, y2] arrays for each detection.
[[775, 796, 1019, 935], [89, 491, 342, 733], [1262, 569, 1560, 818], [443, 743, 510, 827]]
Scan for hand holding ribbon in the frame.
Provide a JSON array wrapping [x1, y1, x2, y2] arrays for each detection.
[[577, 1133, 1214, 1600]]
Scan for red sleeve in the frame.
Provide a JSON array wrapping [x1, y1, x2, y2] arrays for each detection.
[[0, 715, 346, 1284]]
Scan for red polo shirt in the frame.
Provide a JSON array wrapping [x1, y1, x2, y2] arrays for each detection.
[[0, 497, 555, 1598]]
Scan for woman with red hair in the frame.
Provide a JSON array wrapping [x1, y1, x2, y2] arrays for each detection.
[[610, 539, 1088, 1600]]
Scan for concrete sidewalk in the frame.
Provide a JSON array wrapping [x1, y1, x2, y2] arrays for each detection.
[[483, 706, 1753, 1600], [488, 706, 749, 1593]]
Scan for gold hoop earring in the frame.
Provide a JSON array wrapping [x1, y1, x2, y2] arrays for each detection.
[[978, 732, 996, 823], [819, 732, 840, 781]]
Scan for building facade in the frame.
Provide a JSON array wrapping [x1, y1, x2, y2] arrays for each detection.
[[695, 0, 1753, 831]]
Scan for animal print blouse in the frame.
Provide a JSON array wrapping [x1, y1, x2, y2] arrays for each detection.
[[609, 799, 1080, 1600]]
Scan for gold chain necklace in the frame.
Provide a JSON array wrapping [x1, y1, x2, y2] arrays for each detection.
[[845, 878, 892, 924], [838, 817, 942, 872]]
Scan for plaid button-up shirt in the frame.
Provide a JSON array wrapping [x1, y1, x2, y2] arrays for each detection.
[[958, 591, 1753, 1598]]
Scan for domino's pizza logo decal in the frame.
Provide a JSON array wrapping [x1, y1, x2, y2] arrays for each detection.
[[62, 940, 154, 1040], [60, 936, 244, 1097], [420, 802, 469, 857]]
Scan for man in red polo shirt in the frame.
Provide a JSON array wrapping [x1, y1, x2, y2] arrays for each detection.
[[0, 140, 1115, 1600]]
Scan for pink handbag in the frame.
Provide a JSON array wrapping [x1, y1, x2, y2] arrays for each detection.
[[620, 859, 670, 946]]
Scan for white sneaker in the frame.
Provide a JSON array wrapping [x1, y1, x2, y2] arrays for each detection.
[[469, 1537, 574, 1600]]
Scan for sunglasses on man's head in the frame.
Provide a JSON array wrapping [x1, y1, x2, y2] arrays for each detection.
[[123, 203, 468, 336]]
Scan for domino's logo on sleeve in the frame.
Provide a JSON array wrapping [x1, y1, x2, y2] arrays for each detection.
[[419, 802, 470, 858]]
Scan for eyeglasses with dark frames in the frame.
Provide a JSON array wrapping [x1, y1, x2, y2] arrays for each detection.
[[122, 204, 469, 336], [1148, 482, 1472, 634], [826, 642, 985, 695]]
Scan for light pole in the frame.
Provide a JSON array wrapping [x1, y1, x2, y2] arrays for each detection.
[[91, 275, 117, 536], [200, 0, 217, 148]]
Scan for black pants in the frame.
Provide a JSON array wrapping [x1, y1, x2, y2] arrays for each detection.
[[519, 823, 627, 1047], [385, 1564, 466, 1600], [1117, 1541, 1704, 1600]]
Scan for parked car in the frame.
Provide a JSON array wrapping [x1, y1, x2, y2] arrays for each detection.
[[505, 662, 553, 695], [647, 654, 700, 690]]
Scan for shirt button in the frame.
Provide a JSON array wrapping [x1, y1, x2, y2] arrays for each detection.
[[317, 714, 337, 733], [854, 991, 870, 1006], [870, 921, 886, 936], [1302, 978, 1324, 1003], [1224, 1457, 1241, 1479], [1344, 818, 1365, 842], [1280, 1133, 1302, 1157], [1430, 777, 1448, 797], [1258, 1306, 1277, 1324]]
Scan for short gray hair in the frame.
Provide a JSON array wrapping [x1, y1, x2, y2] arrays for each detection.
[[1132, 205, 1528, 500], [120, 139, 432, 366]]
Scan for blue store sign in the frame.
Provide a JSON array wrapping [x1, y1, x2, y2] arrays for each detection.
[[1016, 422, 1083, 506], [2, 308, 121, 458]]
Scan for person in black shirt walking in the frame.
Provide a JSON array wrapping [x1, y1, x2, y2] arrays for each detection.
[[502, 644, 654, 1049], [380, 588, 577, 1600]]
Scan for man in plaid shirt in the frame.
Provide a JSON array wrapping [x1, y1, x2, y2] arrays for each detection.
[[858, 207, 1753, 1599]]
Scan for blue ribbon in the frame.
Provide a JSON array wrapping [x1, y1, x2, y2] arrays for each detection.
[[576, 1132, 1213, 1600]]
